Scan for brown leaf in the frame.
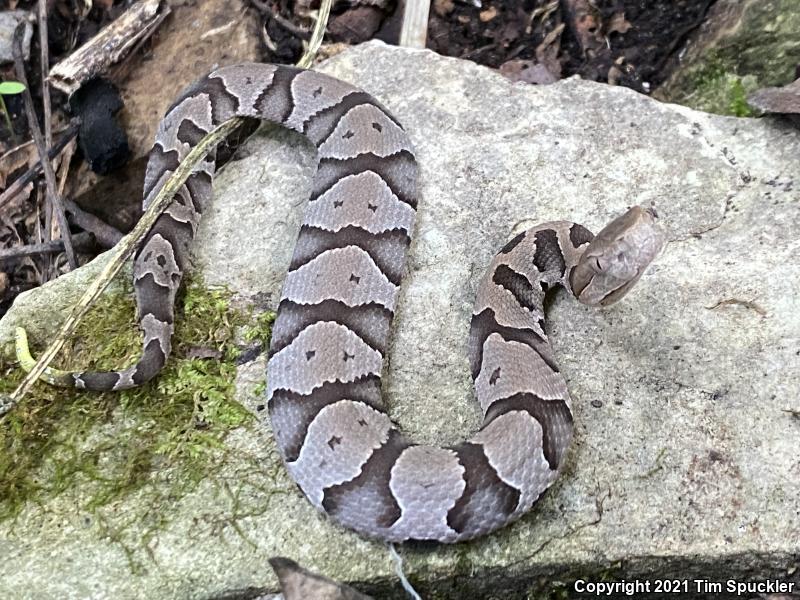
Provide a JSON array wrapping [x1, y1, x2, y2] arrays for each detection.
[[561, 0, 604, 54], [328, 6, 383, 44], [748, 79, 800, 114], [0, 140, 39, 189], [479, 7, 498, 22], [433, 0, 455, 17], [270, 557, 374, 600], [499, 59, 559, 85]]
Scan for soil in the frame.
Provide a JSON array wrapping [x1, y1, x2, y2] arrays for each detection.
[[264, 0, 717, 93]]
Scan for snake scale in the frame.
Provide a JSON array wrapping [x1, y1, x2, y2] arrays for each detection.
[[48, 63, 664, 543]]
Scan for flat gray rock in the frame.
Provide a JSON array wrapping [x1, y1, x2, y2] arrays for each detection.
[[1, 41, 798, 598]]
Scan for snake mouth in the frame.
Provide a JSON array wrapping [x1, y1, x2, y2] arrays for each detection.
[[599, 267, 643, 306]]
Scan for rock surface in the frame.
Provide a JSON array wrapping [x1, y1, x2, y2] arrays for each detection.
[[1, 42, 799, 599], [656, 0, 800, 116]]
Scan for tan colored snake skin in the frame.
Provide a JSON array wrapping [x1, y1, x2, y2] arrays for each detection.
[[53, 63, 664, 542]]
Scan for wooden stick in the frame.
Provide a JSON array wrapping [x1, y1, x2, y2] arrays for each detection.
[[399, 0, 431, 48], [47, 0, 170, 96], [13, 23, 78, 270], [0, 232, 94, 262], [64, 199, 124, 248], [37, 0, 52, 149]]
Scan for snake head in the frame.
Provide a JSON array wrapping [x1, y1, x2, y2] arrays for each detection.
[[571, 206, 665, 306]]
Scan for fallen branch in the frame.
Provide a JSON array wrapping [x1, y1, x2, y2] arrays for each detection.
[[13, 23, 78, 270], [47, 0, 170, 96], [64, 199, 124, 248], [0, 231, 94, 263], [399, 0, 431, 48], [37, 0, 52, 149]]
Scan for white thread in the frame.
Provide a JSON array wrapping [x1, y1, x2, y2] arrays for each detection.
[[388, 543, 422, 600]]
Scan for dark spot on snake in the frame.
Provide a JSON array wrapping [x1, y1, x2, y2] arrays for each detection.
[[484, 393, 573, 470], [321, 430, 407, 529], [327, 435, 342, 450], [372, 122, 382, 132], [313, 86, 323, 97], [289, 225, 411, 286], [313, 151, 418, 208], [176, 119, 210, 146], [540, 281, 549, 292], [569, 223, 594, 248], [367, 202, 377, 212], [270, 299, 392, 356], [256, 404, 265, 411], [532, 229, 566, 277], [350, 273, 361, 284], [305, 350, 316, 360], [591, 399, 602, 408], [489, 367, 501, 385], [343, 350, 355, 362], [245, 76, 252, 85], [499, 231, 525, 254], [157, 255, 167, 267], [469, 308, 558, 380], [358, 418, 368, 426], [447, 443, 520, 533], [268, 377, 382, 461], [333, 199, 344, 208], [492, 264, 540, 313], [343, 130, 355, 139]]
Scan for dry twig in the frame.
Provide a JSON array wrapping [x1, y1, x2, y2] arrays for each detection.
[[0, 231, 93, 263], [400, 0, 431, 48], [47, 0, 170, 95], [12, 23, 78, 270]]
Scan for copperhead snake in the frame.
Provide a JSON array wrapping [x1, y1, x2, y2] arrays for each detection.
[[42, 64, 665, 543]]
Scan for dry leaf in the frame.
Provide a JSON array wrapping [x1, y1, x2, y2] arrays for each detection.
[[433, 0, 455, 17], [479, 7, 498, 22], [499, 59, 559, 85], [270, 557, 374, 600], [0, 141, 38, 189], [748, 79, 800, 114], [328, 6, 383, 44]]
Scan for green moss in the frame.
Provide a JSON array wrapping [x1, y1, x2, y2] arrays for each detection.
[[681, 55, 758, 117], [0, 278, 275, 547]]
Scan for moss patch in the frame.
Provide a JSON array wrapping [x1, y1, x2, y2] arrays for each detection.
[[0, 278, 274, 553], [679, 56, 759, 117]]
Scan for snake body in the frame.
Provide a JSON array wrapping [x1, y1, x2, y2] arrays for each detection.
[[49, 64, 664, 542]]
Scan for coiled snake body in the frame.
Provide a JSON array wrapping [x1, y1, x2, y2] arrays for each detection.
[[41, 64, 664, 543]]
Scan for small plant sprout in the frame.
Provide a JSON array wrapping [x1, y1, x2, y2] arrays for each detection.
[[0, 80, 26, 141]]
